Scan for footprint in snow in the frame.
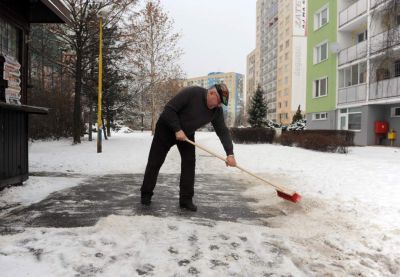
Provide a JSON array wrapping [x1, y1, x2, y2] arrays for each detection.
[[209, 244, 219, 250], [188, 266, 200, 275], [178, 259, 190, 266], [136, 264, 155, 275], [168, 246, 178, 254], [188, 234, 198, 243], [210, 259, 229, 269], [231, 242, 240, 249]]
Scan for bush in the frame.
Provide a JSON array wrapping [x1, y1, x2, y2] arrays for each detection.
[[277, 130, 355, 153], [230, 127, 276, 144]]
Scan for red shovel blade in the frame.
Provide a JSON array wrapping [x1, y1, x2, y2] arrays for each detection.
[[277, 191, 302, 203]]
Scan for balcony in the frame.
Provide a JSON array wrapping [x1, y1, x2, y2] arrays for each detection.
[[338, 83, 367, 104], [338, 40, 367, 65], [370, 25, 400, 55], [339, 0, 367, 27], [369, 76, 400, 100]]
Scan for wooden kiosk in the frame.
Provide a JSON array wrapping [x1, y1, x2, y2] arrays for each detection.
[[0, 0, 70, 188]]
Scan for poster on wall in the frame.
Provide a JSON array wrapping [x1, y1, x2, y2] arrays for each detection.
[[293, 0, 307, 36], [3, 55, 21, 105]]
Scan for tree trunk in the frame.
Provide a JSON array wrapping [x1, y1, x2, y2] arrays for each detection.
[[102, 119, 108, 140], [88, 99, 93, 141], [106, 111, 111, 137], [73, 50, 82, 144], [151, 91, 156, 135], [41, 26, 45, 92]]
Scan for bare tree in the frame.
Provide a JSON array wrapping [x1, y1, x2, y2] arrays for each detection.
[[370, 0, 400, 85], [127, 0, 183, 134], [48, 0, 137, 144]]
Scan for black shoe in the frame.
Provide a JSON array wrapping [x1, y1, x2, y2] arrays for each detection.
[[179, 199, 197, 212], [141, 194, 152, 206]]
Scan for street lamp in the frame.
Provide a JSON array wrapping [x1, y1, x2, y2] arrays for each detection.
[[97, 11, 104, 153]]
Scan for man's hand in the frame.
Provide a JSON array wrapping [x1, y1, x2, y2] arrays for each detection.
[[225, 155, 237, 167], [175, 130, 187, 141]]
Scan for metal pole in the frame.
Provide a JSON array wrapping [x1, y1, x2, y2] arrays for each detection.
[[97, 16, 103, 153]]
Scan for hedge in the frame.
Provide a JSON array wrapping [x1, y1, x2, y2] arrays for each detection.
[[230, 128, 355, 153], [230, 127, 275, 144], [277, 130, 355, 153]]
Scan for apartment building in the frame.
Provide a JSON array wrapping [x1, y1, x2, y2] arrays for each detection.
[[276, 0, 307, 125], [183, 72, 244, 127], [306, 0, 338, 129], [246, 49, 256, 115], [307, 0, 400, 146], [261, 0, 279, 122], [246, 0, 307, 124]]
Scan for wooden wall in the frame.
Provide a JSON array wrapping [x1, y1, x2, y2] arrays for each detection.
[[0, 109, 28, 188]]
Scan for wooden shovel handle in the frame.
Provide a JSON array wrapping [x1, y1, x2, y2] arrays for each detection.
[[185, 138, 294, 195]]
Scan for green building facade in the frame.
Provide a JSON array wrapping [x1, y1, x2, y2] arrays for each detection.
[[306, 0, 337, 129]]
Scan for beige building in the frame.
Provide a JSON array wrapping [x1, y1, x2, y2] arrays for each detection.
[[246, 0, 307, 125], [183, 72, 244, 127], [276, 0, 307, 125], [246, 49, 256, 115]]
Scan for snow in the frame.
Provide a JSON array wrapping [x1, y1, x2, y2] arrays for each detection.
[[0, 177, 85, 209], [1, 131, 399, 276]]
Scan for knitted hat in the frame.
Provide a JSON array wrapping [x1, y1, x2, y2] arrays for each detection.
[[215, 83, 229, 106]]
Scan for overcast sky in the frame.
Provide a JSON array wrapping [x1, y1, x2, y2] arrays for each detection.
[[161, 0, 256, 78]]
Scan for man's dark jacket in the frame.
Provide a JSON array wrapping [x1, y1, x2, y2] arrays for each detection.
[[159, 86, 234, 155]]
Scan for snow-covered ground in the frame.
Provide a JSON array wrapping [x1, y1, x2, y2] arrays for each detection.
[[1, 131, 399, 276]]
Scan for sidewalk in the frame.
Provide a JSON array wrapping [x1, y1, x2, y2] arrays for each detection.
[[0, 173, 278, 229]]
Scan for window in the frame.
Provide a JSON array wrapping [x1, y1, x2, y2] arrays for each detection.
[[314, 5, 329, 30], [376, 68, 390, 81], [339, 62, 367, 88], [278, 102, 281, 108], [357, 30, 367, 43], [284, 88, 289, 96], [339, 108, 362, 131], [391, 107, 400, 117], [314, 77, 328, 97], [285, 40, 290, 48], [339, 70, 344, 89], [313, 112, 328, 120], [351, 64, 358, 85], [285, 52, 289, 60], [359, 62, 367, 83], [395, 61, 400, 77], [0, 17, 20, 60], [314, 41, 328, 64], [348, 113, 362, 130]]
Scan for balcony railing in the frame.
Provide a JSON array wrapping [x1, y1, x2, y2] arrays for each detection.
[[370, 25, 400, 54], [370, 0, 389, 9], [369, 76, 400, 100], [339, 0, 367, 27], [338, 83, 367, 104], [338, 40, 367, 65]]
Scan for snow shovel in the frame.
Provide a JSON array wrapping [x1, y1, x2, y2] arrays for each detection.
[[185, 138, 301, 203]]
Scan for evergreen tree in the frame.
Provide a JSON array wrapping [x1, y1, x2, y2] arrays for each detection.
[[248, 85, 268, 127], [292, 105, 303, 123]]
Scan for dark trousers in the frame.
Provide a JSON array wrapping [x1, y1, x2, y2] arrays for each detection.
[[141, 120, 195, 200]]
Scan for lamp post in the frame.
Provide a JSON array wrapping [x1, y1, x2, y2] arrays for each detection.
[[97, 14, 103, 153]]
